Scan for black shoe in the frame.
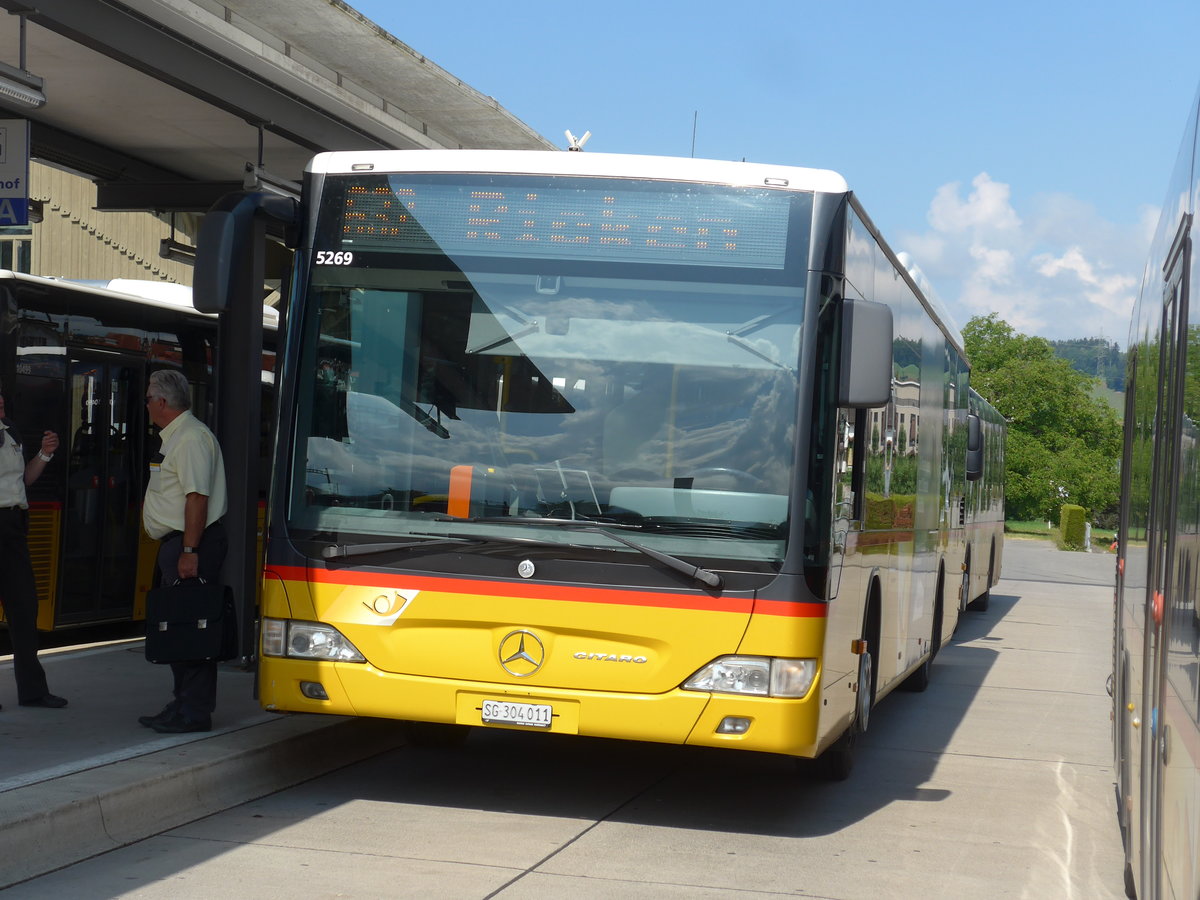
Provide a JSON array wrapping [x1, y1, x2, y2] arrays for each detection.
[[150, 712, 211, 734], [19, 693, 68, 709], [138, 701, 180, 728]]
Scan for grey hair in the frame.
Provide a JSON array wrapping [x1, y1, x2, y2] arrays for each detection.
[[148, 369, 192, 411]]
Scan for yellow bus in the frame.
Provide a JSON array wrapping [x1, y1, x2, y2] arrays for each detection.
[[200, 150, 1003, 776], [0, 271, 275, 633]]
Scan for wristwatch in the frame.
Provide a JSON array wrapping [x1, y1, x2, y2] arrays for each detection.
[[182, 546, 198, 554]]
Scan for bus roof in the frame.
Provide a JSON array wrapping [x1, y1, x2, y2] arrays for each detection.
[[0, 270, 279, 328], [307, 149, 851, 195]]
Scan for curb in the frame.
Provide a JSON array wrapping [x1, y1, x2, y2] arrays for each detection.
[[0, 715, 408, 889]]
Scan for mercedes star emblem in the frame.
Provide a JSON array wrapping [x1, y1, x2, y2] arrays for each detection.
[[498, 629, 545, 677]]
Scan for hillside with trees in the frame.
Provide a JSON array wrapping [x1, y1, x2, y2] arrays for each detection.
[[1049, 337, 1126, 391], [964, 314, 1123, 524]]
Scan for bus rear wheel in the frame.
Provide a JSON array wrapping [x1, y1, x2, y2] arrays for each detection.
[[903, 573, 943, 692], [971, 545, 995, 612]]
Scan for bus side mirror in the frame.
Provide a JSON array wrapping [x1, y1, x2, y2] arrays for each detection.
[[838, 298, 893, 408], [195, 192, 299, 314], [195, 210, 237, 313], [966, 413, 983, 481]]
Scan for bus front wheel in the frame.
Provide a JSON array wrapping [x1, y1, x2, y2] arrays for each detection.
[[820, 640, 875, 781]]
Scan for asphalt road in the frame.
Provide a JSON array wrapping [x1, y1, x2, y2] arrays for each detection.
[[3, 539, 1125, 900]]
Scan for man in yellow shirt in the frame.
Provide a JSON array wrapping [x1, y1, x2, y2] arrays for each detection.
[[140, 370, 228, 733]]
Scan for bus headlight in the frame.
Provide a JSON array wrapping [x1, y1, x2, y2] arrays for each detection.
[[683, 656, 816, 698], [261, 618, 366, 662]]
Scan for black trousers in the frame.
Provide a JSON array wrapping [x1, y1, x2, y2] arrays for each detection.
[[154, 522, 227, 721], [0, 506, 50, 703]]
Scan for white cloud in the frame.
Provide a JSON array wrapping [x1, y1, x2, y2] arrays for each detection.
[[928, 173, 1022, 234], [969, 244, 1016, 284], [1034, 246, 1138, 317], [897, 173, 1150, 346]]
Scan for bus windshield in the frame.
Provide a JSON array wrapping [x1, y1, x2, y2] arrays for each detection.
[[288, 173, 812, 566]]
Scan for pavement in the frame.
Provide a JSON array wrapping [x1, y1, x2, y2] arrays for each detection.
[[0, 638, 409, 889], [0, 537, 1123, 894]]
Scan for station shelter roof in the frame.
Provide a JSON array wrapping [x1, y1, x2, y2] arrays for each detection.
[[0, 0, 553, 212]]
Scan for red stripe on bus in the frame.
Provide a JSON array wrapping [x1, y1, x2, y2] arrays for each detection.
[[751, 597, 826, 618], [266, 564, 826, 618]]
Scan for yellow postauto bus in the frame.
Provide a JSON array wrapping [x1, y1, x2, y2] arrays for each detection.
[[200, 150, 1003, 776]]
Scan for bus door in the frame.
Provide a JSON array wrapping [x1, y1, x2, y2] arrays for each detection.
[[57, 357, 145, 625], [1141, 215, 1189, 898]]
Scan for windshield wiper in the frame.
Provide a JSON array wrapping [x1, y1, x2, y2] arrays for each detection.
[[455, 515, 642, 530], [436, 516, 723, 590], [588, 527, 724, 589], [322, 535, 483, 560]]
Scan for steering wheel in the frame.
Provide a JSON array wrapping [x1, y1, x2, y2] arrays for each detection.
[[684, 467, 767, 491]]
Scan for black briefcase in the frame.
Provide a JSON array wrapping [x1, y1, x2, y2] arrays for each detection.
[[144, 578, 238, 664]]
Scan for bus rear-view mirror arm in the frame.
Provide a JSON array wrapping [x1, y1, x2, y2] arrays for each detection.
[[838, 298, 893, 408]]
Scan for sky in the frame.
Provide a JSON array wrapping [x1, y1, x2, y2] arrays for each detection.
[[348, 0, 1200, 347]]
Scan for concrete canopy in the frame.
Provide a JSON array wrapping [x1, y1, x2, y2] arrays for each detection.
[[0, 0, 553, 210]]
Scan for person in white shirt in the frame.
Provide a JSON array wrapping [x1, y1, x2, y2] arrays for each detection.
[[0, 391, 66, 710], [139, 370, 228, 734]]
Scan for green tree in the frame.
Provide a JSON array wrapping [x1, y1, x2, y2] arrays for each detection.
[[963, 313, 1123, 521]]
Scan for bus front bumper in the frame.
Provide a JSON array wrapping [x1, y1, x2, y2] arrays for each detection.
[[259, 656, 822, 758]]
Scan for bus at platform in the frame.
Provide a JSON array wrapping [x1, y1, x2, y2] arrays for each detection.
[[0, 271, 276, 632], [1113, 85, 1200, 900], [204, 150, 1004, 775]]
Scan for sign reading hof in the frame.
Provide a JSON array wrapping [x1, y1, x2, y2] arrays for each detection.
[[0, 119, 30, 227]]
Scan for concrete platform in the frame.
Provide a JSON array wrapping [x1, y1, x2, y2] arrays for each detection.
[[0, 639, 408, 888], [0, 538, 1122, 893]]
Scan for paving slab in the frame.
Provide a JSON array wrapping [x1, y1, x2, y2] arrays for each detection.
[[0, 638, 408, 888]]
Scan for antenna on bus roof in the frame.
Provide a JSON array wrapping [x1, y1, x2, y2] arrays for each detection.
[[565, 129, 591, 151]]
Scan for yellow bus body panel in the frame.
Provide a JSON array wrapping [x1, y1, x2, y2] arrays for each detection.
[[260, 567, 830, 757]]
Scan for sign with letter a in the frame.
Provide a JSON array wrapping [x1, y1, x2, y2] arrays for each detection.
[[0, 119, 30, 228]]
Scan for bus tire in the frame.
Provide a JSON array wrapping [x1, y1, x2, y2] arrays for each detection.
[[971, 543, 995, 612], [903, 570, 943, 692], [819, 585, 879, 781], [820, 728, 857, 781]]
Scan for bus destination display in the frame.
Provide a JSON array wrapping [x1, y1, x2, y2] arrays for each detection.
[[331, 178, 792, 269]]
